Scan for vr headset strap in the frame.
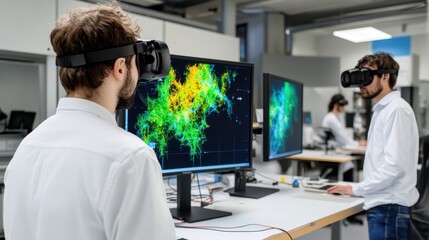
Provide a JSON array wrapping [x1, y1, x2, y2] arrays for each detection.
[[56, 42, 145, 68]]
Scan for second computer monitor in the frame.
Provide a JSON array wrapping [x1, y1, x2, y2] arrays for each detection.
[[263, 73, 303, 161]]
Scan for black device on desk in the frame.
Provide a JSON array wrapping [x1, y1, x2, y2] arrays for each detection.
[[120, 55, 274, 222], [1, 110, 36, 134]]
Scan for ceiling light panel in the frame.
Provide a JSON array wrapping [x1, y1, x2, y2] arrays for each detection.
[[333, 27, 392, 43]]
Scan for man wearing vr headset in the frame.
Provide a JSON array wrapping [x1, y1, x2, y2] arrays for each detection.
[[4, 2, 175, 240], [328, 52, 419, 240]]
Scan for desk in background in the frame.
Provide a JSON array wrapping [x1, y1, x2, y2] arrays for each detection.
[[337, 146, 367, 156], [286, 150, 360, 181], [174, 176, 364, 240]]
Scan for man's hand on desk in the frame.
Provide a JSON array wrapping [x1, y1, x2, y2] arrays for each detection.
[[327, 185, 355, 196]]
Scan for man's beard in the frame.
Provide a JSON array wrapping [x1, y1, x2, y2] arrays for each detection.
[[361, 80, 382, 100], [116, 69, 137, 110]]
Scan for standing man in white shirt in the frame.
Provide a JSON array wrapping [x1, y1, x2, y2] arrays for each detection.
[[3, 2, 176, 240], [328, 52, 419, 240]]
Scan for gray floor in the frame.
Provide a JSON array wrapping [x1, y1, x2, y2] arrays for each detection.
[[297, 214, 369, 240]]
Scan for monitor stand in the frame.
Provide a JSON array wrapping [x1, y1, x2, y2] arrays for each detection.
[[224, 169, 279, 199], [170, 173, 231, 223]]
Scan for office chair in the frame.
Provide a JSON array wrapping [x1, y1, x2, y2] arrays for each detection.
[[315, 127, 335, 155], [409, 135, 429, 239], [315, 127, 337, 179]]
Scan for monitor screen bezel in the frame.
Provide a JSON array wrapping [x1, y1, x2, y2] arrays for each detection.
[[119, 54, 254, 176], [262, 73, 303, 162]]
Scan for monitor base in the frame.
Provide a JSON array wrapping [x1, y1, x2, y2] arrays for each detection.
[[225, 186, 279, 199], [170, 207, 231, 223]]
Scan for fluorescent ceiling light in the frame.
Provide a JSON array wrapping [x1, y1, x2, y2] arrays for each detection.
[[333, 27, 392, 43]]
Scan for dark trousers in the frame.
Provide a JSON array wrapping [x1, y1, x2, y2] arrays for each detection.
[[367, 204, 411, 240]]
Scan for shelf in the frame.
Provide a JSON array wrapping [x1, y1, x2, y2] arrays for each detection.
[[0, 151, 14, 157]]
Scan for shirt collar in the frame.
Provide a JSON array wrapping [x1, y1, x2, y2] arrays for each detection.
[[372, 90, 400, 112], [57, 98, 118, 126]]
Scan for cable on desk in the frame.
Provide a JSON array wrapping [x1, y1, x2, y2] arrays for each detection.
[[254, 171, 279, 185], [167, 193, 211, 204], [167, 176, 177, 192], [175, 223, 293, 239], [195, 173, 206, 207], [166, 176, 211, 205]]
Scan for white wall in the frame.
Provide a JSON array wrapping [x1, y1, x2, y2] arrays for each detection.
[[1, 0, 56, 56], [314, 35, 371, 73], [164, 21, 239, 61], [57, 0, 165, 41], [303, 86, 340, 126], [0, 60, 44, 127], [57, 0, 93, 13], [412, 34, 429, 81], [292, 32, 317, 56], [132, 14, 164, 40]]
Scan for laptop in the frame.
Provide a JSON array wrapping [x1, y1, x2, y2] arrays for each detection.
[[303, 184, 338, 194]]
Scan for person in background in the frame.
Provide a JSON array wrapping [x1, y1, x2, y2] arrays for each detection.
[[328, 52, 419, 240], [320, 94, 366, 181], [322, 93, 367, 149], [3, 2, 176, 240]]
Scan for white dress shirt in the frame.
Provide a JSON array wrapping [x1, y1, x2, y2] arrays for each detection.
[[4, 98, 176, 240], [322, 112, 357, 149], [352, 91, 419, 209]]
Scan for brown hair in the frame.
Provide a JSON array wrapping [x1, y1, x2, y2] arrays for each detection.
[[356, 51, 400, 89], [50, 2, 140, 97]]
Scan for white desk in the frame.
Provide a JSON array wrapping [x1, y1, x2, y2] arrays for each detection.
[[337, 146, 367, 156], [174, 177, 364, 240], [286, 150, 360, 181]]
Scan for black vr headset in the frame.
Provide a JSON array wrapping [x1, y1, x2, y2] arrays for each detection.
[[341, 68, 397, 88], [56, 40, 170, 82], [337, 98, 348, 105]]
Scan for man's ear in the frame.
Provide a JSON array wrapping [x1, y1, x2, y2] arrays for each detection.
[[382, 73, 389, 80], [113, 58, 127, 82]]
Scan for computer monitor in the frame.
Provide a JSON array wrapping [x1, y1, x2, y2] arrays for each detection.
[[6, 110, 36, 134], [263, 73, 303, 162], [122, 55, 257, 222]]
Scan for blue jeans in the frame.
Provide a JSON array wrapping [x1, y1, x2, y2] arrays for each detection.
[[367, 204, 411, 240]]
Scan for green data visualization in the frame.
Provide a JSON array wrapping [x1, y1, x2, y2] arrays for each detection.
[[136, 63, 234, 162], [125, 56, 253, 174]]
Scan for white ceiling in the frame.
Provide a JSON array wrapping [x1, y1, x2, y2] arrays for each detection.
[[122, 0, 428, 36], [244, 0, 428, 37], [241, 0, 382, 15]]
